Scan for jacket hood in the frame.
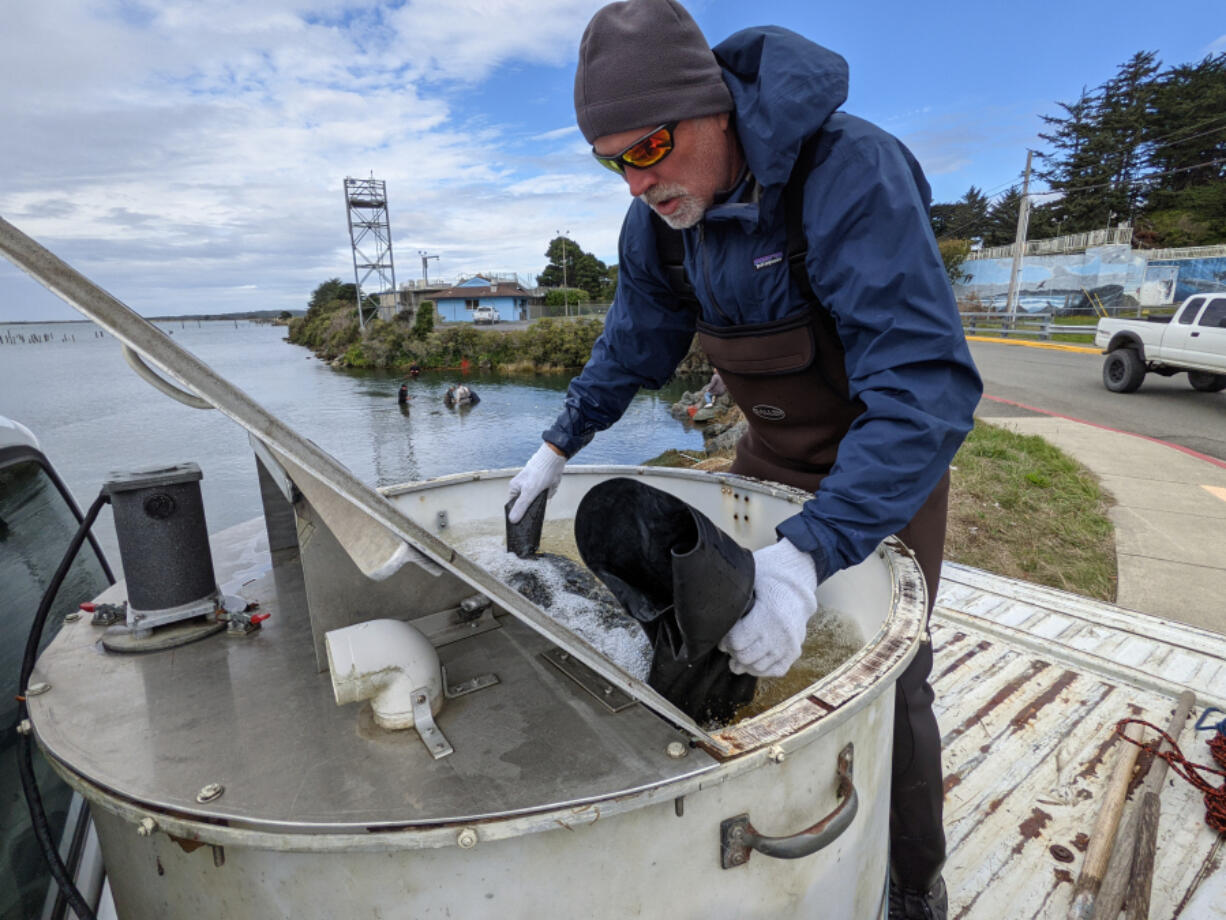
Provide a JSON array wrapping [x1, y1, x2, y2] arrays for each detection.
[[713, 26, 849, 191]]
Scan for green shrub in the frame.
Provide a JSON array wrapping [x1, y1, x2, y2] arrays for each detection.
[[412, 301, 435, 340]]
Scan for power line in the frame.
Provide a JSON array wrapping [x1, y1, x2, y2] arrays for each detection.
[[1027, 155, 1226, 198], [935, 153, 1225, 239], [1141, 112, 1226, 151], [934, 185, 1028, 239], [934, 134, 1224, 237], [1146, 122, 1226, 154]]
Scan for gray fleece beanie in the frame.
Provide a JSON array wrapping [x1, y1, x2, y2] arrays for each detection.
[[574, 0, 733, 144]]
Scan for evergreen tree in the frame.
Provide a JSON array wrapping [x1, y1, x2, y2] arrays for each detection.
[[1036, 88, 1105, 233], [1027, 200, 1067, 241], [1138, 53, 1226, 245], [1025, 50, 1224, 247], [983, 187, 1025, 247], [308, 278, 358, 311], [537, 236, 610, 301], [1096, 51, 1161, 226], [601, 264, 619, 302], [411, 301, 435, 340], [536, 237, 572, 289], [929, 186, 990, 240], [572, 252, 608, 301]]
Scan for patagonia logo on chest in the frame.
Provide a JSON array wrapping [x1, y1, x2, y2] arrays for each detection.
[[752, 404, 786, 421], [753, 251, 783, 270]]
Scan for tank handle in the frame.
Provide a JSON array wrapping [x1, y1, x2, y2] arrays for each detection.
[[719, 742, 857, 867]]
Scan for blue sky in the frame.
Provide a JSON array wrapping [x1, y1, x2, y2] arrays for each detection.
[[1, 0, 1223, 321]]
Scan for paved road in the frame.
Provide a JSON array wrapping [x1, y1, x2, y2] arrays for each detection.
[[968, 340, 1226, 462]]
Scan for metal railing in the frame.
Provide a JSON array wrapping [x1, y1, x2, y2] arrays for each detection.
[[968, 227, 1134, 261], [960, 312, 1099, 341], [526, 302, 611, 320], [1141, 244, 1226, 262]]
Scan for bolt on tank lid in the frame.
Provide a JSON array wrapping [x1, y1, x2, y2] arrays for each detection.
[[103, 462, 203, 494]]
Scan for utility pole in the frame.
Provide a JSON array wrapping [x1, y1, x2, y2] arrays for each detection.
[[418, 250, 439, 285], [1005, 150, 1033, 326], [557, 231, 570, 318]]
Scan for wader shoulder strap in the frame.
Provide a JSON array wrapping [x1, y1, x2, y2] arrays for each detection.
[[652, 214, 702, 313], [784, 134, 823, 308], [653, 133, 825, 315]]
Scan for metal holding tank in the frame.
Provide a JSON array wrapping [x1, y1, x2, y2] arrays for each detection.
[[1, 222, 924, 918], [27, 464, 925, 919]]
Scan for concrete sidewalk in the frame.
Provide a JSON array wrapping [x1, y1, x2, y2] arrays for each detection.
[[976, 407, 1226, 635]]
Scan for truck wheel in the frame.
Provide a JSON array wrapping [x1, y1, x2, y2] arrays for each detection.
[[1103, 349, 1145, 393], [1188, 371, 1226, 393]]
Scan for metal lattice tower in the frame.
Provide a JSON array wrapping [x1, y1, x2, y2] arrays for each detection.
[[343, 177, 397, 330]]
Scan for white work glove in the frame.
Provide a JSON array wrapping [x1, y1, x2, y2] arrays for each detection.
[[507, 443, 567, 523], [718, 539, 819, 678]]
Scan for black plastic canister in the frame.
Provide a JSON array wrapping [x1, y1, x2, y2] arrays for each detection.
[[103, 464, 217, 612]]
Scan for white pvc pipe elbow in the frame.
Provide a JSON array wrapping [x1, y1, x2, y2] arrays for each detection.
[[324, 619, 443, 731]]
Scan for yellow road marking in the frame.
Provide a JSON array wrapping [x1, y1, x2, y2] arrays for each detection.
[[965, 335, 1100, 355], [1204, 485, 1226, 504]]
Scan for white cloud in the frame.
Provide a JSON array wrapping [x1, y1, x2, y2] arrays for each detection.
[[0, 0, 621, 320], [532, 125, 581, 141], [384, 0, 603, 83], [1209, 33, 1226, 52]]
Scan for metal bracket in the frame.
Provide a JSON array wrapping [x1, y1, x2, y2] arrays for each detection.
[[88, 602, 127, 627], [542, 648, 636, 713], [442, 666, 499, 700], [415, 599, 500, 648], [410, 687, 454, 760]]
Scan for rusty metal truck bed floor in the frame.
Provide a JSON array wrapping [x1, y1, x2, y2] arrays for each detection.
[[934, 563, 1225, 920]]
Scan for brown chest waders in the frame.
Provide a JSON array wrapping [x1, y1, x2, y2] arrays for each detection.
[[698, 306, 949, 890]]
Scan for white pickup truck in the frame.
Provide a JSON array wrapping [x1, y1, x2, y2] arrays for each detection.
[[1095, 293, 1226, 392]]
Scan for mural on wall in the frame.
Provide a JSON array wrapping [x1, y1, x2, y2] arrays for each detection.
[[1139, 265, 1179, 305], [954, 244, 1148, 313], [1147, 257, 1226, 302]]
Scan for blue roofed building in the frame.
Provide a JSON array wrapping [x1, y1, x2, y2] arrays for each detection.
[[430, 275, 533, 323]]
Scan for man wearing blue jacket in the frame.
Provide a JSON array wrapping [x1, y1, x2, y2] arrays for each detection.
[[507, 2, 981, 916]]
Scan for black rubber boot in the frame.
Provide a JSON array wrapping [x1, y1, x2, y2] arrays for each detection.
[[574, 477, 757, 723], [887, 875, 947, 920], [505, 492, 548, 558]]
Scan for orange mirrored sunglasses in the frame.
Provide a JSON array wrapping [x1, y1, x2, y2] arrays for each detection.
[[592, 122, 678, 174]]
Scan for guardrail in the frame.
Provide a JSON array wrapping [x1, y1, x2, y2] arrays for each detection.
[[960, 312, 1099, 341]]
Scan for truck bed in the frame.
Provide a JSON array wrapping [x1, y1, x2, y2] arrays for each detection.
[[933, 563, 1225, 919]]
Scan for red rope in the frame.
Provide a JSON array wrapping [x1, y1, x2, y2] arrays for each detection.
[[1114, 718, 1226, 834]]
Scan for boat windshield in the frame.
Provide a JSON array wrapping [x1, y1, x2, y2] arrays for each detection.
[[1, 452, 110, 919]]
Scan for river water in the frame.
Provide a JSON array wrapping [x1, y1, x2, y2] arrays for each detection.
[[0, 319, 703, 563]]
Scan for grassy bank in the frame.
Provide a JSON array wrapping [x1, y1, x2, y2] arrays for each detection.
[[286, 282, 724, 374], [288, 300, 605, 372], [946, 421, 1115, 599], [646, 420, 1117, 601]]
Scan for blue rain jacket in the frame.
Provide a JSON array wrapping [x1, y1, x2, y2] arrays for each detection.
[[544, 26, 982, 582]]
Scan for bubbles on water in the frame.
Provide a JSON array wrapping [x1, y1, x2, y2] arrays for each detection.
[[448, 516, 867, 720], [453, 522, 653, 680]]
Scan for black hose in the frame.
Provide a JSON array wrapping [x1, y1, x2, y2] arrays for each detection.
[[18, 490, 109, 920]]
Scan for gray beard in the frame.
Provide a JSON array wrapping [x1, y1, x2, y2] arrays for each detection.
[[640, 185, 709, 229]]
